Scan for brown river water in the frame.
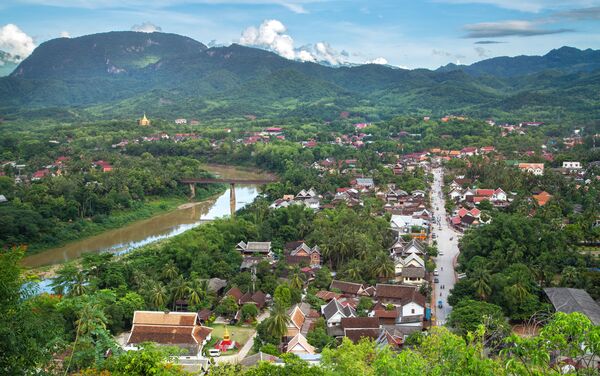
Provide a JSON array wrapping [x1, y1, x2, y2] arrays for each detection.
[[22, 164, 271, 269]]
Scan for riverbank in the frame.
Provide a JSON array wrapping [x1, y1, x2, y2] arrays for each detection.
[[24, 186, 224, 256]]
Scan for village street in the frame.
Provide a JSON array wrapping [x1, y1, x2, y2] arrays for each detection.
[[430, 167, 462, 325]]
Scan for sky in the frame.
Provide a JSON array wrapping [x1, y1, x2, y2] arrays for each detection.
[[0, 0, 599, 69]]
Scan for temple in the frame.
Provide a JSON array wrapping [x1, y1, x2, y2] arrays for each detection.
[[138, 113, 151, 126]]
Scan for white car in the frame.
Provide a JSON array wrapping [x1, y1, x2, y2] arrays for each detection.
[[208, 349, 221, 357], [433, 269, 439, 276]]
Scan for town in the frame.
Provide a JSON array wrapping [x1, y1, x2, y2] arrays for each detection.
[[2, 112, 599, 375]]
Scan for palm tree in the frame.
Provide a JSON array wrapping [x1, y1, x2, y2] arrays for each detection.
[[472, 268, 492, 301], [162, 261, 179, 281], [187, 279, 208, 307], [560, 266, 579, 287], [508, 282, 528, 303], [150, 283, 168, 309], [70, 271, 88, 297], [171, 277, 189, 309], [373, 254, 395, 281], [344, 261, 362, 282], [290, 271, 304, 290], [265, 303, 290, 343]]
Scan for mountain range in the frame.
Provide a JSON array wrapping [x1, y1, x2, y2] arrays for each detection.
[[1, 31, 599, 122]]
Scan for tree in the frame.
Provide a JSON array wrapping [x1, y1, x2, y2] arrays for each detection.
[[471, 267, 491, 301], [313, 267, 332, 289], [187, 279, 209, 308], [447, 300, 508, 338], [149, 282, 168, 309], [0, 247, 65, 374], [162, 261, 179, 281], [265, 303, 290, 343], [290, 272, 304, 290], [241, 303, 259, 322], [104, 342, 186, 375], [273, 284, 292, 308], [216, 296, 239, 317]]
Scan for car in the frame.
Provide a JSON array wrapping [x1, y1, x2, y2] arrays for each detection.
[[208, 349, 221, 357], [438, 300, 443, 309], [433, 269, 439, 276], [439, 252, 444, 256], [434, 278, 439, 283], [432, 234, 437, 238]]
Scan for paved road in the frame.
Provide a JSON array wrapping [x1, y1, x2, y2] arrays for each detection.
[[430, 167, 462, 325]]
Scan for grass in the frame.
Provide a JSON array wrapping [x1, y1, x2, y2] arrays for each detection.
[[208, 324, 255, 354]]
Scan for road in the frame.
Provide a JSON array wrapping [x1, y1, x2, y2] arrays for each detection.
[[430, 167, 462, 325]]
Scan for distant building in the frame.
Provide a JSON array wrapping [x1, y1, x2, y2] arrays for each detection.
[[544, 288, 600, 325], [518, 163, 544, 176], [138, 113, 151, 126], [562, 161, 582, 169], [174, 118, 187, 124]]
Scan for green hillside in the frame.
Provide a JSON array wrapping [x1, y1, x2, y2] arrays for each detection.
[[1, 31, 600, 122]]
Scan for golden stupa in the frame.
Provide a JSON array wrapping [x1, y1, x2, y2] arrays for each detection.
[[138, 113, 151, 126]]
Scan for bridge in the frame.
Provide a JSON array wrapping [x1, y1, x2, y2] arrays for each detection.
[[180, 177, 276, 216]]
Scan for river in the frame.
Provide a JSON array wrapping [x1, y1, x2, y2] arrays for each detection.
[[22, 164, 270, 269]]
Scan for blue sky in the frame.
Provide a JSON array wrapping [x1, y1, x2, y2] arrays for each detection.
[[0, 0, 599, 68]]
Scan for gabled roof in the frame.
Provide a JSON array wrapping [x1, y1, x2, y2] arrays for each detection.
[[375, 284, 426, 307], [544, 288, 600, 325], [402, 266, 425, 278], [287, 333, 315, 354], [322, 298, 356, 321], [127, 311, 212, 348], [330, 280, 364, 295], [344, 328, 381, 343], [226, 287, 244, 302], [340, 317, 380, 329], [289, 305, 306, 330]]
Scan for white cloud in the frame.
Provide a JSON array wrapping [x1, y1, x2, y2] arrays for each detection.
[[0, 24, 36, 60], [464, 20, 572, 38], [60, 31, 70, 38], [239, 19, 364, 66], [365, 57, 388, 65], [131, 21, 162, 33], [435, 0, 600, 13]]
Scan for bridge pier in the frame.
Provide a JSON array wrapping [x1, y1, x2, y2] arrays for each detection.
[[189, 183, 196, 199], [230, 183, 236, 217]]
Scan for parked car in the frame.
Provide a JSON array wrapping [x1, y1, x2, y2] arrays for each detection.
[[434, 269, 439, 276], [434, 278, 439, 283], [438, 300, 443, 309], [208, 349, 221, 357]]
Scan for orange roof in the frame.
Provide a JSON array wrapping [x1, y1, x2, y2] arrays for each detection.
[[449, 150, 461, 156], [532, 191, 552, 206]]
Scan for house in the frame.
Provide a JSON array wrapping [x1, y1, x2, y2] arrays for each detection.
[[390, 215, 428, 234], [0, 194, 7, 203], [125, 311, 212, 358], [492, 188, 507, 202], [286, 242, 321, 267], [352, 178, 375, 190], [390, 239, 426, 259], [374, 284, 426, 318], [340, 317, 381, 343], [562, 161, 582, 170], [236, 241, 272, 257], [544, 288, 600, 325], [174, 118, 187, 124], [375, 329, 403, 350], [401, 266, 425, 286], [370, 308, 401, 326], [518, 163, 544, 176], [32, 169, 51, 181], [93, 160, 113, 172], [207, 278, 227, 294], [480, 146, 495, 153], [321, 298, 356, 327], [460, 147, 478, 157], [286, 304, 307, 337], [532, 191, 552, 206], [286, 333, 315, 355], [448, 188, 463, 201], [385, 188, 409, 202], [330, 280, 370, 297]]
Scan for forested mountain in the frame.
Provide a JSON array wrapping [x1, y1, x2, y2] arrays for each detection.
[[0, 50, 18, 77], [1, 31, 599, 122], [438, 46, 600, 77]]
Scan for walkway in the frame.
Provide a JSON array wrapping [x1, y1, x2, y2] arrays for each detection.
[[214, 310, 271, 364], [430, 167, 462, 325]]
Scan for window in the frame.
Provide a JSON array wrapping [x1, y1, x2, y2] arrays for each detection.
[[411, 309, 415, 314]]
